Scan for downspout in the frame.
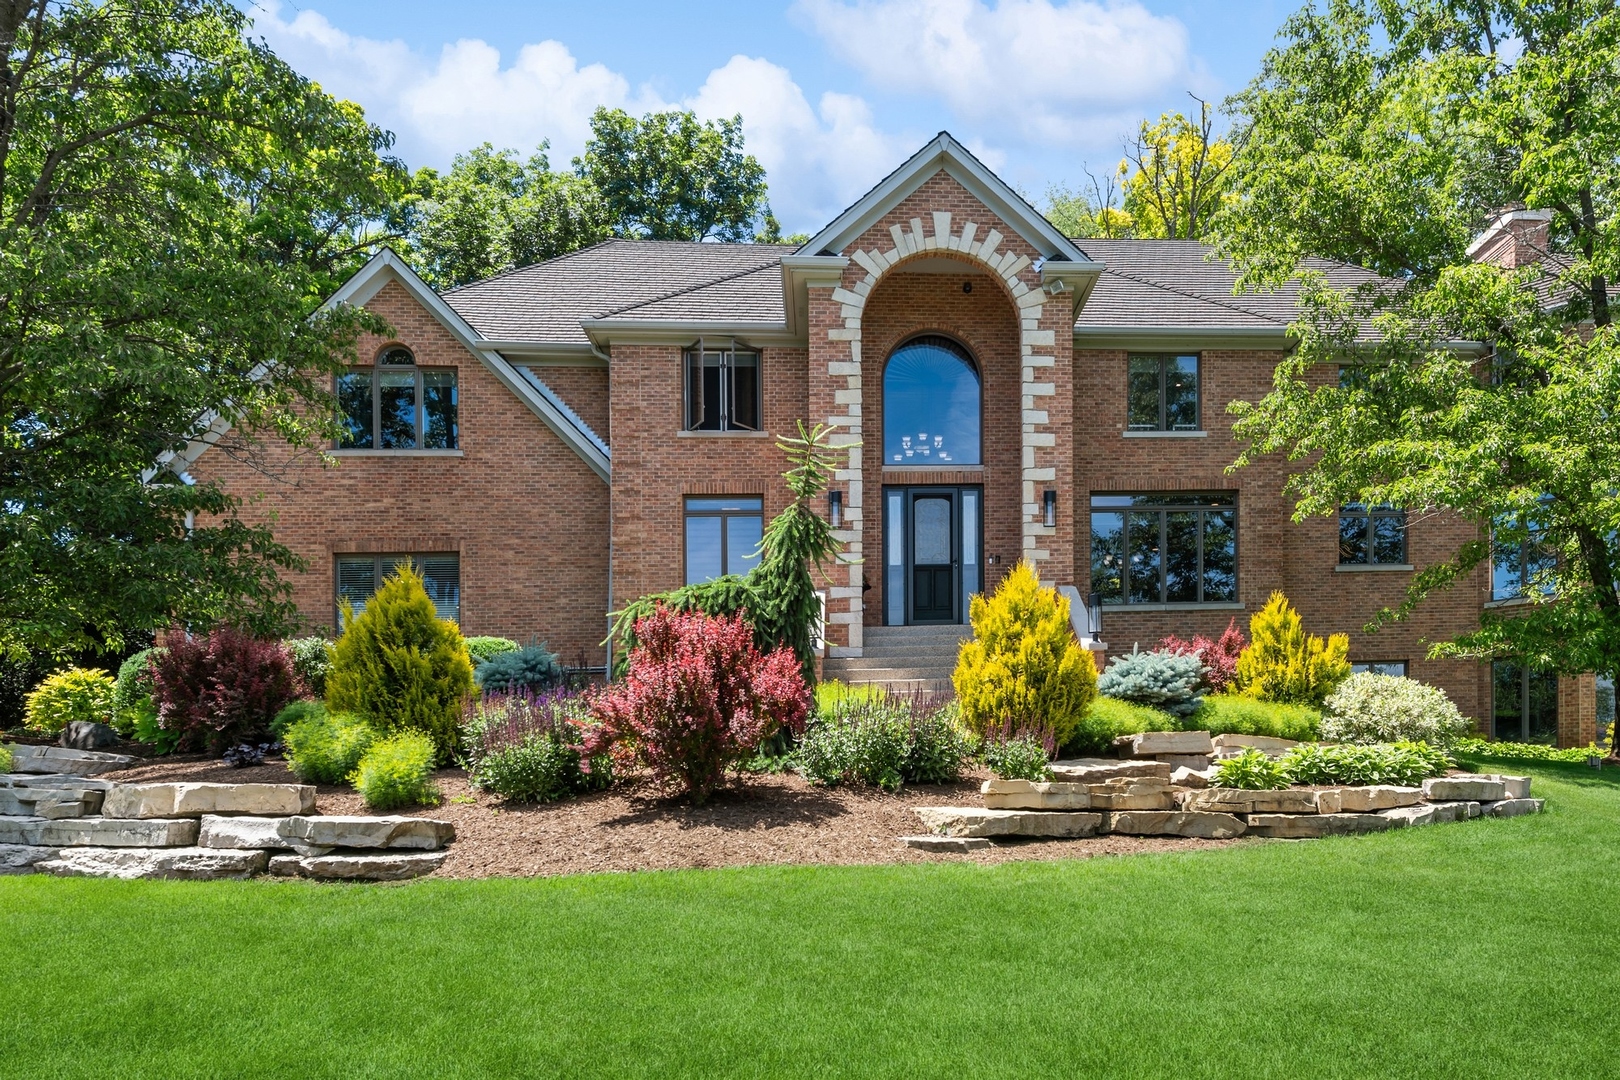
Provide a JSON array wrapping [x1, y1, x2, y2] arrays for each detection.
[[593, 340, 615, 680]]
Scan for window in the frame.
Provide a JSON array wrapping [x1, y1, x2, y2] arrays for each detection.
[[335, 553, 460, 625], [337, 346, 458, 450], [1492, 661, 1558, 743], [1352, 661, 1409, 677], [1127, 354, 1200, 431], [1339, 504, 1407, 565], [884, 336, 981, 465], [684, 497, 763, 584], [1599, 674, 1616, 749], [684, 343, 760, 431], [1090, 493, 1236, 605], [1491, 507, 1554, 601]]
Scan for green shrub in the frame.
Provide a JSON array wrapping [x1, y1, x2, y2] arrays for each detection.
[[814, 679, 888, 716], [283, 707, 376, 785], [351, 730, 441, 811], [1453, 738, 1602, 763], [1233, 591, 1351, 706], [1193, 695, 1321, 741], [473, 643, 563, 696], [283, 637, 334, 698], [111, 649, 162, 736], [1321, 673, 1470, 747], [131, 706, 181, 755], [465, 636, 520, 665], [983, 729, 1054, 781], [1096, 649, 1205, 718], [903, 699, 974, 785], [326, 563, 475, 760], [271, 699, 326, 738], [0, 743, 12, 772], [464, 691, 610, 803], [1281, 741, 1452, 787], [797, 694, 969, 791], [1212, 748, 1289, 789], [1064, 696, 1177, 756], [24, 668, 115, 734]]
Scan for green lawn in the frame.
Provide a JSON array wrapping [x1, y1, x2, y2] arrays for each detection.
[[3, 760, 1616, 1079]]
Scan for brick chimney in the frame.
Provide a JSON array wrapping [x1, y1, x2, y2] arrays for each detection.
[[1467, 208, 1552, 269]]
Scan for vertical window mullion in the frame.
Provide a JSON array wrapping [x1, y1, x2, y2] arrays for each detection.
[[719, 351, 730, 431]]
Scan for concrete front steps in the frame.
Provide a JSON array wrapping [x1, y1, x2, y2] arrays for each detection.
[[822, 624, 968, 692]]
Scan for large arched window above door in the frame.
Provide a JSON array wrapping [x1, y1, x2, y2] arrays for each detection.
[[883, 335, 981, 465]]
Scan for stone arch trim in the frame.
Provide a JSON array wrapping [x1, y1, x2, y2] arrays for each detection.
[[821, 211, 1057, 656]]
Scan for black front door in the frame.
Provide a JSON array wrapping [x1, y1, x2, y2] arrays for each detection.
[[909, 490, 957, 623]]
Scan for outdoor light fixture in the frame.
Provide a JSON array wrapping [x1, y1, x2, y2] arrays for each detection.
[[1043, 489, 1057, 529], [829, 489, 843, 529], [1087, 591, 1103, 638]]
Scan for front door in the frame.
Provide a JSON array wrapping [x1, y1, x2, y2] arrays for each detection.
[[910, 492, 956, 622], [884, 486, 981, 625]]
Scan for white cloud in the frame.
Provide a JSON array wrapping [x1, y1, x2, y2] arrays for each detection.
[[794, 0, 1193, 144]]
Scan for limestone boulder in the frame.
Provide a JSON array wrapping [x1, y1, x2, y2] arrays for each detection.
[[1211, 733, 1300, 757], [1181, 788, 1325, 815], [8, 745, 135, 776], [1102, 810, 1245, 839], [900, 834, 991, 852], [280, 815, 456, 850], [1155, 754, 1214, 771], [59, 721, 120, 750], [40, 846, 266, 880], [197, 815, 333, 855], [1483, 798, 1544, 818], [914, 806, 1102, 839], [0, 816, 198, 847], [102, 783, 316, 819], [0, 787, 98, 819], [0, 844, 61, 873], [1489, 775, 1532, 799], [1423, 776, 1506, 802], [1170, 766, 1215, 789], [1049, 759, 1171, 783], [980, 779, 1091, 810], [1429, 801, 1476, 823], [1322, 785, 1423, 812], [1113, 731, 1214, 758], [268, 850, 448, 881], [1246, 813, 1395, 838], [1378, 805, 1438, 828]]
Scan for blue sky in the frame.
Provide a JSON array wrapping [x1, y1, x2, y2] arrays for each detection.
[[245, 0, 1298, 233]]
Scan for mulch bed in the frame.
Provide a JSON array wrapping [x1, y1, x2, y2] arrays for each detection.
[[110, 756, 1245, 879]]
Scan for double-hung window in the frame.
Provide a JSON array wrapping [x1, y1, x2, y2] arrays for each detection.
[[337, 346, 458, 450], [684, 342, 760, 431], [1090, 493, 1236, 605], [684, 497, 763, 584], [335, 553, 460, 626], [1339, 504, 1408, 565], [1127, 354, 1200, 431]]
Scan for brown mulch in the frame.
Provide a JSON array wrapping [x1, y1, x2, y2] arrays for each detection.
[[111, 755, 1246, 879]]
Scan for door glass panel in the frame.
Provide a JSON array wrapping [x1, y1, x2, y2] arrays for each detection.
[[913, 497, 952, 564], [1126, 511, 1161, 603]]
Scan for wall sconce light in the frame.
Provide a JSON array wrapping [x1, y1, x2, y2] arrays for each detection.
[[1042, 489, 1057, 529], [829, 489, 843, 529], [1087, 591, 1103, 638]]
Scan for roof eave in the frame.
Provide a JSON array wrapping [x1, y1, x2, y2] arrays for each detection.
[[581, 318, 800, 347]]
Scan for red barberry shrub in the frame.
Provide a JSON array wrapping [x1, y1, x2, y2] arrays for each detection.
[[152, 626, 300, 754], [1161, 617, 1247, 694], [586, 607, 809, 803]]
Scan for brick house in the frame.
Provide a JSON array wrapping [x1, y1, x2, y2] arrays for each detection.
[[186, 133, 1611, 747]]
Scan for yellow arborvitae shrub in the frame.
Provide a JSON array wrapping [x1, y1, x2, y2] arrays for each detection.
[[325, 563, 474, 761], [1233, 591, 1351, 706], [951, 561, 1098, 748]]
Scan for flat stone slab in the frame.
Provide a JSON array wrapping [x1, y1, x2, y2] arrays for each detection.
[[1170, 766, 1214, 789], [900, 834, 992, 852], [1181, 788, 1327, 815], [1322, 785, 1424, 812], [280, 816, 456, 851], [1049, 759, 1171, 782], [1115, 730, 1214, 757], [914, 806, 1103, 839], [1155, 754, 1214, 770], [1423, 776, 1507, 802], [1378, 805, 1438, 828], [268, 850, 448, 881], [1486, 775, 1532, 799], [0, 844, 61, 873], [1483, 798, 1544, 818], [8, 745, 135, 777], [0, 787, 100, 818], [102, 783, 316, 819], [1, 773, 116, 791], [1430, 801, 1478, 822], [39, 846, 266, 880], [981, 779, 1092, 810], [1102, 810, 1245, 839], [1211, 733, 1300, 757], [0, 816, 199, 847], [198, 815, 333, 855], [1245, 813, 1396, 838]]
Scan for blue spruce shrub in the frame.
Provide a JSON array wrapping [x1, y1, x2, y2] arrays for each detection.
[[1096, 648, 1207, 719], [474, 643, 563, 696]]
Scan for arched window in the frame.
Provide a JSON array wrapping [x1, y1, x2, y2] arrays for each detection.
[[883, 336, 980, 465]]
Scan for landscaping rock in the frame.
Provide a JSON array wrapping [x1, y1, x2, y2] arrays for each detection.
[[1245, 813, 1396, 838], [1180, 788, 1326, 815], [1378, 805, 1438, 827], [900, 834, 991, 852], [980, 779, 1091, 810], [0, 788, 98, 819], [1049, 759, 1171, 782], [1154, 754, 1214, 770], [0, 816, 199, 847], [102, 783, 316, 819], [1429, 801, 1476, 823], [1483, 798, 1544, 818], [0, 844, 60, 873], [1322, 785, 1423, 812], [39, 846, 266, 880], [1489, 775, 1533, 799], [267, 850, 448, 881], [914, 807, 1103, 839], [280, 815, 456, 851], [59, 721, 120, 750], [1170, 766, 1215, 789], [1086, 777, 1177, 811], [1210, 733, 1300, 757], [1423, 776, 1507, 801], [197, 815, 333, 856], [1102, 810, 1245, 839], [7, 745, 135, 776], [1114, 731, 1214, 757]]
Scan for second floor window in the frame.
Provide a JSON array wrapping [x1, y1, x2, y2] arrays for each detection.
[[685, 344, 760, 431], [1127, 354, 1199, 431], [1491, 507, 1554, 601], [1339, 504, 1407, 565], [338, 346, 458, 450]]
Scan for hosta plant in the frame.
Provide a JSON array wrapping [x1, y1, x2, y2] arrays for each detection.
[[1281, 741, 1452, 788], [1211, 748, 1289, 790]]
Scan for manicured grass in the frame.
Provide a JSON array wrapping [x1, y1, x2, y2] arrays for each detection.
[[3, 761, 1616, 1079]]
